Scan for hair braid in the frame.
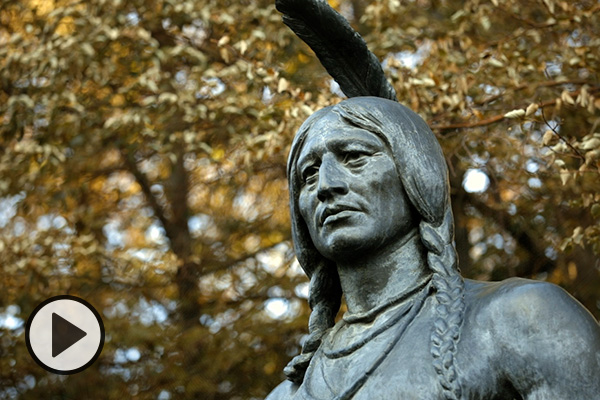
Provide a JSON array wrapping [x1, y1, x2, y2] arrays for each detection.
[[420, 208, 465, 400], [285, 98, 466, 395], [284, 263, 342, 384]]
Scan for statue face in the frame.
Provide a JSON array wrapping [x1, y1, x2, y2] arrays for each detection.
[[296, 112, 416, 261]]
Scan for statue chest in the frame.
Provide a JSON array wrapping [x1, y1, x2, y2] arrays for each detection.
[[288, 297, 513, 400], [294, 299, 445, 400]]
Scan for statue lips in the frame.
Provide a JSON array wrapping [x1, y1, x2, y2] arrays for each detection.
[[319, 204, 362, 227]]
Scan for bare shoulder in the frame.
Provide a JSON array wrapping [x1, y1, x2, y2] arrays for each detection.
[[464, 277, 600, 335], [265, 379, 298, 400], [462, 278, 600, 398]]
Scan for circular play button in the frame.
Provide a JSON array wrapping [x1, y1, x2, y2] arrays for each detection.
[[25, 295, 105, 374]]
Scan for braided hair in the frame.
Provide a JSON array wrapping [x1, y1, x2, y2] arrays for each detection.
[[285, 97, 465, 399], [421, 209, 464, 399]]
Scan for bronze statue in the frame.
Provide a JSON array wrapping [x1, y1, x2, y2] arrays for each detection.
[[267, 1, 600, 399]]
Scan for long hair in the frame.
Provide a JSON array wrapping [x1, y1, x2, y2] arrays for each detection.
[[285, 97, 465, 400]]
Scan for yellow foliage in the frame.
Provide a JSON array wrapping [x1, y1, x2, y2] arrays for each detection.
[[110, 94, 126, 107], [27, 0, 54, 16], [56, 16, 75, 36], [1, 1, 599, 398], [211, 147, 225, 161]]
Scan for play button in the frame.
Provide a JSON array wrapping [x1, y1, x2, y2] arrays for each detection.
[[52, 312, 87, 357], [26, 295, 105, 374]]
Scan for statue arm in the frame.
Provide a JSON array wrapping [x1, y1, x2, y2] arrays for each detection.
[[496, 280, 600, 399]]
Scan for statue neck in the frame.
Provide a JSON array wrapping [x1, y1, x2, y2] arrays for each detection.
[[337, 228, 431, 318]]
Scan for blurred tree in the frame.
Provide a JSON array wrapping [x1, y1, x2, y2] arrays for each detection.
[[0, 0, 598, 398]]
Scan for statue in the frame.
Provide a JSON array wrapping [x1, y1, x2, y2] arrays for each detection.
[[267, 1, 600, 399]]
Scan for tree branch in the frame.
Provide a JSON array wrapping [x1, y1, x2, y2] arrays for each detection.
[[120, 149, 175, 240], [475, 80, 591, 107], [198, 241, 291, 278], [432, 84, 599, 132], [463, 189, 555, 277]]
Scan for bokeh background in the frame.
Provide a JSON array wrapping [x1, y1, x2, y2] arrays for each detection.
[[1, 0, 599, 398]]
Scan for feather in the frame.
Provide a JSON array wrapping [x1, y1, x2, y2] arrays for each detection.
[[275, 0, 397, 101]]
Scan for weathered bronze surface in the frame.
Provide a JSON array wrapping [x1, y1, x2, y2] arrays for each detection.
[[267, 1, 600, 399], [266, 97, 600, 400]]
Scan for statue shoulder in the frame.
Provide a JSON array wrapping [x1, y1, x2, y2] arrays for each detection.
[[462, 278, 600, 398], [465, 277, 599, 329], [265, 379, 298, 400], [464, 277, 600, 341]]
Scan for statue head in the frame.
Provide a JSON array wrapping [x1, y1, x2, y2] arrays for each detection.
[[284, 97, 464, 400], [287, 96, 451, 278]]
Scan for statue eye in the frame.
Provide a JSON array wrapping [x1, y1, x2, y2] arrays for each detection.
[[302, 166, 319, 186], [342, 151, 368, 166]]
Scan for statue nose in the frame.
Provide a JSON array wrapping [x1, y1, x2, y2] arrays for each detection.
[[317, 157, 349, 201]]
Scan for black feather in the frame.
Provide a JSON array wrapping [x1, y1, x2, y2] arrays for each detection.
[[275, 0, 397, 101]]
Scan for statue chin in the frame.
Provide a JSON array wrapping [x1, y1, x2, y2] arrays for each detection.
[[313, 227, 386, 263]]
